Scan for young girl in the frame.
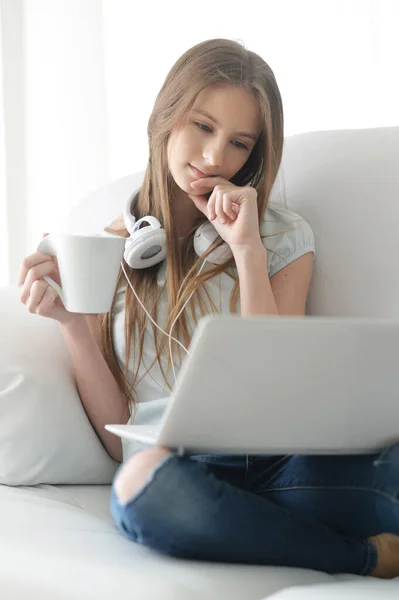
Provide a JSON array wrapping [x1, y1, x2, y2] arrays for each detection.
[[18, 38, 399, 578]]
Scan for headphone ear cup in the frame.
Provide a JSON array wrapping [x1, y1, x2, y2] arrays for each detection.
[[193, 222, 233, 265], [124, 225, 167, 269]]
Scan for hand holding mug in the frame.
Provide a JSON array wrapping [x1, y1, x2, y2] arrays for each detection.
[[19, 232, 126, 318], [19, 234, 73, 324]]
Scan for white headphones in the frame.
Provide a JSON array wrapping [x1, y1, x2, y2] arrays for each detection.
[[123, 188, 233, 269]]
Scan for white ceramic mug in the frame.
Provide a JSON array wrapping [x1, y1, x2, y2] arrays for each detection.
[[36, 233, 126, 313]]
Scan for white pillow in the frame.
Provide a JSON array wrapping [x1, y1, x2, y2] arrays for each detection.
[[0, 285, 119, 485]]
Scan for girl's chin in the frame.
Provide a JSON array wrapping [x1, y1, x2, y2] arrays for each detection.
[[175, 176, 194, 195], [170, 167, 197, 195]]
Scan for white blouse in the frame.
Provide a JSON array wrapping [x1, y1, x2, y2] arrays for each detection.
[[112, 203, 316, 458]]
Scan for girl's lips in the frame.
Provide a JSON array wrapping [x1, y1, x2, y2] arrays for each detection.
[[189, 164, 212, 179]]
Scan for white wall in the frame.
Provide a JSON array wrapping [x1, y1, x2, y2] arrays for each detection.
[[1, 0, 25, 286], [23, 0, 110, 254], [1, 0, 398, 283], [102, 0, 399, 181]]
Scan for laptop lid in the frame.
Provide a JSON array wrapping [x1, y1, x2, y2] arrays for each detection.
[[153, 315, 399, 454]]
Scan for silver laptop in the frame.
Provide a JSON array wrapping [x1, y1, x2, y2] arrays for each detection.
[[105, 315, 399, 455]]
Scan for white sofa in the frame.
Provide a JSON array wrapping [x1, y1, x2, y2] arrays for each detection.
[[0, 126, 398, 599]]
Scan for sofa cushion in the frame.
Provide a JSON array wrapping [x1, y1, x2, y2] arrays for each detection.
[[0, 284, 118, 485], [267, 578, 399, 599], [0, 482, 360, 600], [283, 126, 399, 318]]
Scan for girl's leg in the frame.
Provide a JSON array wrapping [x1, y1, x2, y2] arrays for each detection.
[[110, 449, 377, 575], [248, 444, 399, 538]]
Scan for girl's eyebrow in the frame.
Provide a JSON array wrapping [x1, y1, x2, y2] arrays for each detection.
[[193, 109, 258, 142]]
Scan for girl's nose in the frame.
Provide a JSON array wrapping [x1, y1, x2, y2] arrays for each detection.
[[203, 141, 224, 168]]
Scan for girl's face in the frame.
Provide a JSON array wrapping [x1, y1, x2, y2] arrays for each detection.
[[167, 85, 261, 196]]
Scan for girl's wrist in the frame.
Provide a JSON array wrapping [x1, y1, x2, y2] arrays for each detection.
[[59, 313, 89, 335], [230, 238, 266, 261]]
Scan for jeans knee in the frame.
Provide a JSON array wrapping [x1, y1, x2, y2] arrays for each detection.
[[111, 454, 217, 558], [113, 446, 173, 505]]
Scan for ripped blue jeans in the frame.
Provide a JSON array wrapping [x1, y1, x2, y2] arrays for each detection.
[[110, 445, 399, 575]]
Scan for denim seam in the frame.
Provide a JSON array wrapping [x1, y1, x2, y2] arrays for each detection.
[[257, 485, 399, 504], [115, 454, 175, 509]]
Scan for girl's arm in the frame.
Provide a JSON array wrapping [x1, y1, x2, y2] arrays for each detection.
[[233, 241, 279, 317], [234, 242, 314, 317], [189, 178, 313, 317], [60, 316, 129, 462]]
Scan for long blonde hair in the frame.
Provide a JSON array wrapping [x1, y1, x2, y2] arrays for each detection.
[[101, 38, 289, 419]]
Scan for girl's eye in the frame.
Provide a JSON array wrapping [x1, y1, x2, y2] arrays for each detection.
[[194, 122, 249, 151], [232, 140, 249, 151], [194, 122, 212, 132]]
